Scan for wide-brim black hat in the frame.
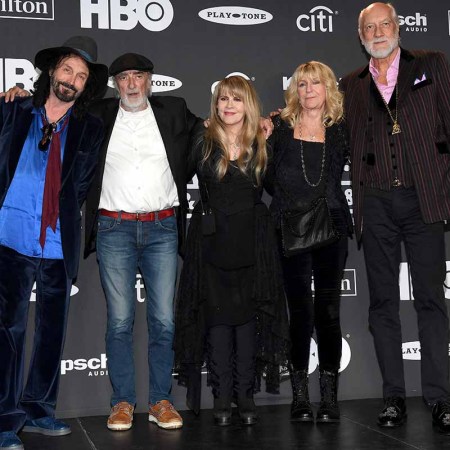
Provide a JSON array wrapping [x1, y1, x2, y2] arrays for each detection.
[[34, 36, 108, 98]]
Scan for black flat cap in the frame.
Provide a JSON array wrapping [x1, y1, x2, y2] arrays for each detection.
[[109, 53, 154, 76]]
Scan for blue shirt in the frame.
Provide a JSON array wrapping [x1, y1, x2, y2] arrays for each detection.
[[0, 107, 70, 259]]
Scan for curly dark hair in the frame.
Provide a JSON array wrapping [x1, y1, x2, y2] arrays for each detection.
[[32, 52, 100, 118]]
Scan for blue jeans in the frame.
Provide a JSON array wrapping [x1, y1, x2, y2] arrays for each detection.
[[96, 213, 178, 406]]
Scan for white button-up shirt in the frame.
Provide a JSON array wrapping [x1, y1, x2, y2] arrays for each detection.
[[99, 101, 179, 212]]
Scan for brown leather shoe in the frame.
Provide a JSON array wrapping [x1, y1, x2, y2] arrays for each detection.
[[148, 400, 183, 429], [107, 401, 134, 431]]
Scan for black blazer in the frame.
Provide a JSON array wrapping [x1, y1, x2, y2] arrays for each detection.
[[266, 117, 353, 236], [84, 96, 204, 257], [0, 97, 104, 279]]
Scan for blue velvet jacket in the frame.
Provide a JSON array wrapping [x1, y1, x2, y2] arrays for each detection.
[[0, 97, 104, 279]]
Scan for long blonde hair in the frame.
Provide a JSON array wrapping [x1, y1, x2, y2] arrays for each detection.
[[281, 61, 343, 129], [203, 76, 267, 185]]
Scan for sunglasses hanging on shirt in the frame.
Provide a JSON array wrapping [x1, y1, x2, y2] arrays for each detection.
[[38, 111, 69, 151]]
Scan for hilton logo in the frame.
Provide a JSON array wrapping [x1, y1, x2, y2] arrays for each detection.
[[312, 269, 357, 297], [0, 0, 54, 20]]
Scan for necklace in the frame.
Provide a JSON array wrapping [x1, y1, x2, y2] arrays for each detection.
[[299, 123, 326, 187], [374, 81, 401, 135], [229, 141, 240, 160]]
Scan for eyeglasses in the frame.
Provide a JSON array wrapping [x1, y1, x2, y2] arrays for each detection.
[[38, 122, 55, 151]]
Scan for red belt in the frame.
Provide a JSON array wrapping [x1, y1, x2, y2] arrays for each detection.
[[99, 208, 175, 222]]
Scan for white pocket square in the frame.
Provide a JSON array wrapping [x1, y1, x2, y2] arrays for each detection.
[[414, 74, 426, 85]]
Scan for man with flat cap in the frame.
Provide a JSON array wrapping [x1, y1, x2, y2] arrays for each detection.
[[0, 36, 108, 450], [84, 53, 204, 431]]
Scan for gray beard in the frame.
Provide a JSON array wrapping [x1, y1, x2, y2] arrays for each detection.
[[362, 38, 399, 59]]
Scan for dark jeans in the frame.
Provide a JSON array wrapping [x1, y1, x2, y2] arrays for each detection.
[[0, 245, 71, 432], [281, 237, 348, 372], [207, 319, 256, 399], [362, 187, 449, 405]]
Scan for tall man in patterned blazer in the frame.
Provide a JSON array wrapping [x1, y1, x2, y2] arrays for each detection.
[[340, 2, 450, 434]]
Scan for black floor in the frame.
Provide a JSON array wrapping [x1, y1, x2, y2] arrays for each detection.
[[19, 397, 450, 450]]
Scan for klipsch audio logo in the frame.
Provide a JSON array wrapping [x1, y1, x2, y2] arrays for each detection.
[[61, 353, 108, 376], [296, 6, 336, 32], [0, 58, 36, 92], [0, 0, 54, 20], [398, 12, 427, 32], [198, 6, 272, 25], [80, 0, 174, 32]]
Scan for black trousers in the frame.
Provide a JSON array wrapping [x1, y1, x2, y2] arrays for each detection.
[[281, 236, 348, 372], [207, 319, 256, 399], [0, 245, 71, 432], [362, 187, 449, 405]]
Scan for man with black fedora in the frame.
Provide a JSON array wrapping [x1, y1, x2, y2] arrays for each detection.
[[0, 36, 107, 450], [83, 52, 203, 431]]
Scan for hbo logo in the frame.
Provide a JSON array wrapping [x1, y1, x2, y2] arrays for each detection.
[[80, 0, 174, 32]]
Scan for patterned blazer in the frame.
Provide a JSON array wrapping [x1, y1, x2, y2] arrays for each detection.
[[340, 48, 450, 240]]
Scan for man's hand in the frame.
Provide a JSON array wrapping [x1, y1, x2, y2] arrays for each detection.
[[269, 108, 283, 118], [0, 86, 31, 102], [260, 116, 274, 139]]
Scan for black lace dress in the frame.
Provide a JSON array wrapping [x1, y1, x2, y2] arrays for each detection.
[[174, 143, 290, 413]]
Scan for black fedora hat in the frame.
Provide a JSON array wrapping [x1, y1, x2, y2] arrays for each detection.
[[34, 36, 108, 98]]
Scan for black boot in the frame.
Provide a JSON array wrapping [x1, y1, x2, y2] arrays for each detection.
[[290, 368, 313, 422], [316, 369, 340, 423], [213, 397, 232, 426], [238, 397, 258, 426]]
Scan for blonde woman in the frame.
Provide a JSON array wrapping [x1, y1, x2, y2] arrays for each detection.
[[267, 62, 352, 423], [175, 76, 289, 426]]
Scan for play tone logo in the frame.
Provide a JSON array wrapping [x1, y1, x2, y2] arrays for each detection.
[[198, 6, 272, 25], [107, 73, 182, 93], [403, 342, 450, 360], [0, 0, 54, 19]]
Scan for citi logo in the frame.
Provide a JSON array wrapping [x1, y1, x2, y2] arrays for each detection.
[[30, 282, 79, 302], [151, 74, 182, 92], [308, 338, 351, 374], [198, 6, 272, 25], [80, 0, 174, 32], [0, 0, 53, 20], [211, 71, 252, 94], [0, 58, 36, 92], [296, 6, 335, 33], [398, 12, 427, 32], [61, 353, 108, 376]]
